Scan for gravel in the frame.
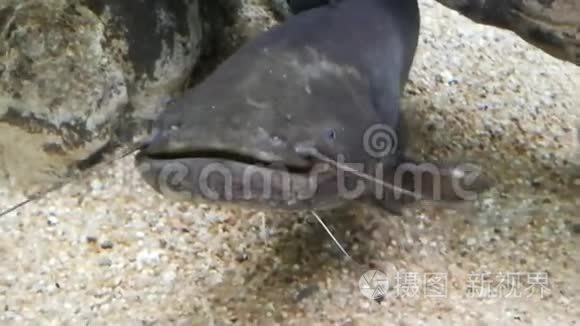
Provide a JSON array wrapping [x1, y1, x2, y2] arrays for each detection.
[[1, 0, 579, 324]]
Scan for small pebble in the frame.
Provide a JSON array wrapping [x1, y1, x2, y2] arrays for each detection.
[[100, 240, 114, 249], [136, 250, 161, 267], [47, 216, 59, 226], [236, 252, 249, 262], [90, 179, 103, 191], [436, 70, 455, 84], [98, 257, 112, 267], [162, 271, 177, 285], [296, 285, 320, 302]]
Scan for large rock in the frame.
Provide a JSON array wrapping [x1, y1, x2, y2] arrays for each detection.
[[0, 0, 202, 190], [0, 0, 286, 191], [435, 0, 580, 66]]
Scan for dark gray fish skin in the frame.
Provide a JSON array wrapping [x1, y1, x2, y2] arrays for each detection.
[[135, 0, 490, 214]]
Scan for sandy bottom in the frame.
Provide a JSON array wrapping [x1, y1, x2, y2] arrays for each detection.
[[1, 0, 579, 324]]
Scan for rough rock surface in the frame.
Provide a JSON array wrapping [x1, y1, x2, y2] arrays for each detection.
[[0, 0, 285, 191], [0, 0, 201, 189], [190, 0, 279, 85], [435, 0, 580, 66], [1, 0, 579, 324]]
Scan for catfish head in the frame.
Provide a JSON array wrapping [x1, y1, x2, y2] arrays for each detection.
[[134, 84, 367, 211], [135, 89, 491, 214]]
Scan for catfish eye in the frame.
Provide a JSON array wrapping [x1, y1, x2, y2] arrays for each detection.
[[326, 128, 337, 141]]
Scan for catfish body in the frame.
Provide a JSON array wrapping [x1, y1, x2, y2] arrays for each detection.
[[136, 0, 489, 213]]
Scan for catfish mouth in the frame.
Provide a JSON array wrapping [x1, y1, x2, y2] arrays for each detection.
[[134, 144, 340, 211], [139, 148, 315, 174]]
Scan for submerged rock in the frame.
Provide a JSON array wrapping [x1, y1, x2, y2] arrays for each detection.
[[0, 0, 202, 189], [0, 0, 283, 190]]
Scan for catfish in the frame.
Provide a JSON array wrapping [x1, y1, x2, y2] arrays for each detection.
[[135, 0, 490, 214]]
